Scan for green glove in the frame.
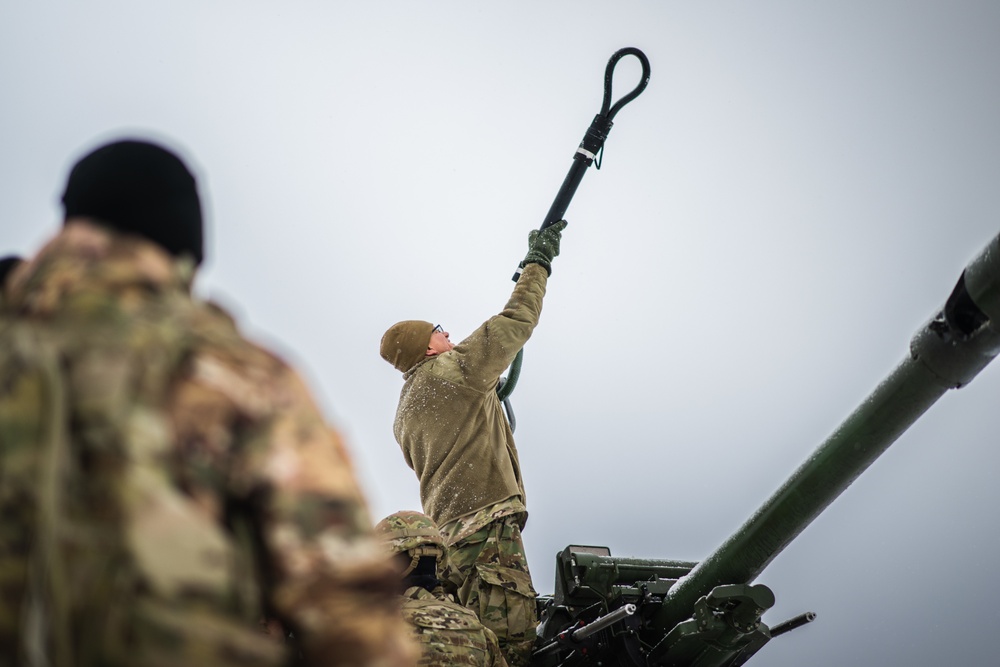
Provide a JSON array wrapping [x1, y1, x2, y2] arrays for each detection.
[[519, 219, 568, 276]]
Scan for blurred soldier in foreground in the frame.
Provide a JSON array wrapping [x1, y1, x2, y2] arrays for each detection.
[[375, 511, 508, 667], [0, 139, 415, 667], [379, 220, 567, 666]]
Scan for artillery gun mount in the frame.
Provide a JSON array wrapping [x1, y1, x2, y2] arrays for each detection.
[[530, 230, 1000, 666]]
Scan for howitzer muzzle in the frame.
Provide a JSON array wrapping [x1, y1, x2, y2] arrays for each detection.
[[911, 234, 1000, 387]]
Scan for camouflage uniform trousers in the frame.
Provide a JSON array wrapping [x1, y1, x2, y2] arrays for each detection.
[[449, 516, 537, 667]]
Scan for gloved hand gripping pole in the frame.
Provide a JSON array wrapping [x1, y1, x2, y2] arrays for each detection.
[[511, 47, 651, 281], [499, 48, 651, 412]]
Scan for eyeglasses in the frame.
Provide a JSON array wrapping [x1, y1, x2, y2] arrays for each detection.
[[432, 324, 444, 334]]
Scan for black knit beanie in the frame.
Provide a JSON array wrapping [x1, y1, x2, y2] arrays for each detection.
[[61, 139, 204, 265]]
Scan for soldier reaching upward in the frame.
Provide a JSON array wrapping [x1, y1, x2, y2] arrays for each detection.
[[0, 138, 415, 667], [376, 511, 509, 667], [379, 220, 567, 667]]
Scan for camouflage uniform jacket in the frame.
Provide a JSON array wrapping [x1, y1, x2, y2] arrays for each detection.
[[392, 263, 547, 529], [401, 586, 508, 667], [0, 223, 414, 667]]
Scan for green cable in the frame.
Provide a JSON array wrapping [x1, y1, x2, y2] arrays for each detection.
[[496, 348, 523, 401]]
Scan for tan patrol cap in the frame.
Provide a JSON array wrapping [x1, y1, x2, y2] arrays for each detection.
[[380, 320, 434, 373]]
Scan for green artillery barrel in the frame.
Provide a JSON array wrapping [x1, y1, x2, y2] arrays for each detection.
[[651, 231, 1000, 637]]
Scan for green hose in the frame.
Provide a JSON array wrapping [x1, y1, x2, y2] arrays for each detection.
[[496, 348, 522, 401]]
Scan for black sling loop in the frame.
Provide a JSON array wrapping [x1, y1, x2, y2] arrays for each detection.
[[499, 47, 651, 428]]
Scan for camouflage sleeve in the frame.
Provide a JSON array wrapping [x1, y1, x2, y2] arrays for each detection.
[[453, 262, 548, 387], [209, 357, 416, 666], [484, 624, 511, 667]]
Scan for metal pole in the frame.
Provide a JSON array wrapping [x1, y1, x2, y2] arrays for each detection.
[[571, 603, 637, 641], [511, 47, 650, 281]]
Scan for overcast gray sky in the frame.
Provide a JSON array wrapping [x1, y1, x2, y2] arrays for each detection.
[[4, 2, 1000, 665]]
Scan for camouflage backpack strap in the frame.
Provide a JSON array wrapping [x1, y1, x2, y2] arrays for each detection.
[[0, 321, 75, 667]]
